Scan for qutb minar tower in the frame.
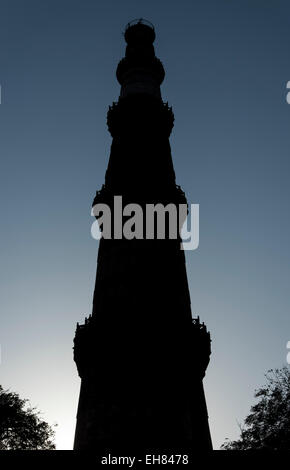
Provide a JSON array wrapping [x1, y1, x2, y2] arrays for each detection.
[[73, 19, 212, 451]]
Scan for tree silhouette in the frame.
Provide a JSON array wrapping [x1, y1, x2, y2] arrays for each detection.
[[222, 366, 290, 450], [0, 385, 56, 449]]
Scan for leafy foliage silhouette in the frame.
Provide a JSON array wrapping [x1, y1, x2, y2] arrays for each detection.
[[222, 366, 290, 450], [0, 385, 56, 450]]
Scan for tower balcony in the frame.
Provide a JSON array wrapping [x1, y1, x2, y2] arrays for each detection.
[[107, 94, 174, 137], [116, 56, 165, 87], [191, 317, 211, 378], [73, 316, 93, 378], [73, 315, 211, 381]]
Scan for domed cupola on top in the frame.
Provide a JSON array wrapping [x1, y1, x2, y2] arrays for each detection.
[[116, 19, 165, 99]]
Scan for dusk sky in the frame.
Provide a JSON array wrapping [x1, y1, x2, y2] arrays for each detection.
[[1, 0, 290, 449]]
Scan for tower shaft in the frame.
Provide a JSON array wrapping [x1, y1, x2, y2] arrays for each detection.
[[73, 19, 212, 451]]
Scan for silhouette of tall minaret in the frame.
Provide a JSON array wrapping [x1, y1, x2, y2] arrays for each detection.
[[73, 19, 212, 451]]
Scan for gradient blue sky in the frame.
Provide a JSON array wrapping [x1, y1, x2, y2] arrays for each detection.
[[0, 0, 290, 449]]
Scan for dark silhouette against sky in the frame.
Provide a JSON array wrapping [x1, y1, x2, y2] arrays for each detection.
[[0, 1, 290, 448], [73, 19, 212, 450]]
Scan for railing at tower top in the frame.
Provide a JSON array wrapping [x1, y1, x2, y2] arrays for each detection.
[[125, 18, 155, 32], [124, 19, 156, 44]]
